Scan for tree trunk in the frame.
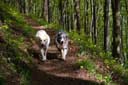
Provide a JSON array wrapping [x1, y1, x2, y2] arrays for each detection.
[[104, 0, 110, 52], [70, 0, 74, 31], [48, 0, 52, 23], [58, 0, 63, 25], [44, 0, 49, 22], [93, 0, 97, 44], [74, 0, 81, 34], [90, 0, 97, 44], [125, 17, 128, 63], [111, 0, 122, 62], [84, 0, 89, 36], [90, 0, 94, 40], [63, 0, 67, 29]]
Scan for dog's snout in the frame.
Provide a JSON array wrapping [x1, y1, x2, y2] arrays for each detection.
[[60, 41, 63, 44], [41, 44, 44, 47]]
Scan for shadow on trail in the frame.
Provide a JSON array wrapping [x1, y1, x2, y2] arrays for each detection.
[[29, 49, 102, 85], [31, 68, 101, 85]]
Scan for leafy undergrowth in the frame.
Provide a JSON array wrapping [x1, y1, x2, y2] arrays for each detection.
[[68, 31, 128, 85], [0, 1, 36, 85]]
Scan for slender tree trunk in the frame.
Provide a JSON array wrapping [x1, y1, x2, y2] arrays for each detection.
[[90, 0, 94, 40], [125, 0, 128, 64], [70, 0, 74, 31], [58, 0, 63, 25], [121, 15, 125, 63], [125, 17, 128, 63], [48, 0, 52, 23], [17, 0, 22, 13], [63, 0, 67, 29], [65, 0, 69, 31], [25, 0, 29, 15], [90, 0, 97, 44], [67, 13, 70, 31], [28, 0, 32, 14], [44, 0, 49, 22], [74, 0, 81, 34], [104, 0, 110, 52], [71, 12, 74, 31], [125, 0, 128, 13], [93, 0, 97, 44], [111, 0, 122, 62], [84, 0, 89, 36]]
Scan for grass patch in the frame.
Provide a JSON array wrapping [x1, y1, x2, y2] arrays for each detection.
[[77, 59, 96, 72]]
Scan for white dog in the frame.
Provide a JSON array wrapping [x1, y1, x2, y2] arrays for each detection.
[[55, 31, 69, 60], [36, 30, 50, 61]]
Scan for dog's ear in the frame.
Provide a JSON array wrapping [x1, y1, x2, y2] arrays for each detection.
[[58, 32, 62, 36]]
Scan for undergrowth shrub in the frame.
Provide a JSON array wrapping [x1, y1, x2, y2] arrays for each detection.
[[77, 59, 96, 72]]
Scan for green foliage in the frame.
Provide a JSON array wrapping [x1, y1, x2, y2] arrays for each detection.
[[68, 31, 117, 84], [124, 61, 128, 68], [0, 76, 5, 85], [76, 59, 112, 84], [0, 28, 32, 84], [20, 69, 31, 85], [121, 69, 128, 84], [113, 64, 124, 75], [29, 15, 48, 25], [77, 59, 96, 72], [103, 75, 112, 84]]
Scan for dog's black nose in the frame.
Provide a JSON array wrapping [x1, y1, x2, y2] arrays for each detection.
[[60, 41, 63, 44], [41, 44, 45, 47]]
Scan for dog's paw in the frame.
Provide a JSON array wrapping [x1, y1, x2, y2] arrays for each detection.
[[62, 58, 66, 61], [41, 58, 47, 62]]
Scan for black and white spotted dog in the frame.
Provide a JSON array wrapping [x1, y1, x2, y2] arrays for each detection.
[[36, 30, 50, 61], [55, 31, 69, 60]]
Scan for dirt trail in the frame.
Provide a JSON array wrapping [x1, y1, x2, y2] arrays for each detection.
[[25, 16, 102, 85]]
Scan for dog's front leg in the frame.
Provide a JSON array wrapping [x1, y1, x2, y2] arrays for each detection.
[[61, 49, 68, 60], [61, 49, 64, 60], [41, 48, 46, 61], [44, 48, 48, 59]]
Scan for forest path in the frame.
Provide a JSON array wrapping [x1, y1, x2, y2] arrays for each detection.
[[24, 16, 102, 85]]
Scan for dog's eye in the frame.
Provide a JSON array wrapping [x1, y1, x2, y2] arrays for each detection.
[[44, 39, 47, 42]]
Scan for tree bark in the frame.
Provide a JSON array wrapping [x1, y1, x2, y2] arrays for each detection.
[[44, 0, 49, 22], [111, 0, 122, 62], [104, 0, 110, 52], [93, 0, 97, 44], [74, 0, 81, 34], [84, 0, 89, 36], [58, 0, 63, 25]]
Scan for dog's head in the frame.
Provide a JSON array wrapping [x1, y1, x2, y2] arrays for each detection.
[[56, 32, 68, 45], [40, 38, 48, 47], [36, 30, 49, 48], [36, 37, 48, 48]]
